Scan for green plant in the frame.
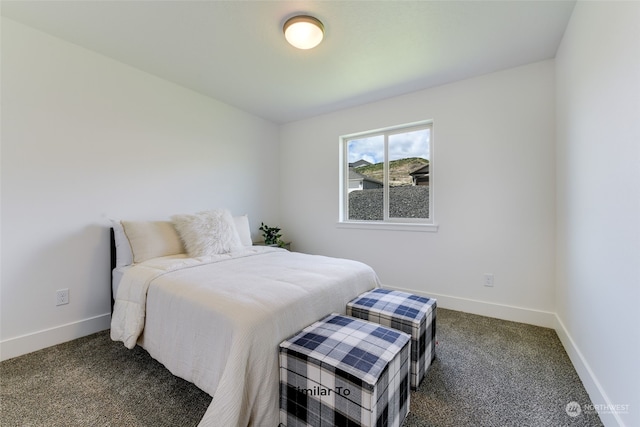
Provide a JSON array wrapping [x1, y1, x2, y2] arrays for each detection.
[[259, 222, 285, 247]]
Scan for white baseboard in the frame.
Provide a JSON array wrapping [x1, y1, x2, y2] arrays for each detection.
[[383, 285, 556, 328], [0, 313, 111, 361], [554, 315, 625, 427]]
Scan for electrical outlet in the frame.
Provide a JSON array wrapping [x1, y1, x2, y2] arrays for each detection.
[[484, 274, 494, 287], [56, 289, 69, 306]]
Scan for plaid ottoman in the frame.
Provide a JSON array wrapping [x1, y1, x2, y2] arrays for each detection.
[[279, 313, 410, 427], [347, 288, 437, 390]]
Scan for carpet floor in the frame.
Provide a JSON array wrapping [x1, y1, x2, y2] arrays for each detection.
[[1, 309, 603, 426]]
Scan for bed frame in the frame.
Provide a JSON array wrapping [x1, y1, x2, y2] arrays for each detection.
[[109, 228, 116, 313]]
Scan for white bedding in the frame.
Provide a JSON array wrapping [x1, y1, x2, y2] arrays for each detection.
[[110, 246, 380, 426], [111, 265, 131, 299]]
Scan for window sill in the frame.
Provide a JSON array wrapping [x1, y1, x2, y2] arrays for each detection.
[[336, 221, 439, 232]]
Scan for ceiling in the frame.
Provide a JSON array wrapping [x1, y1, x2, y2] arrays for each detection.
[[1, 1, 576, 124]]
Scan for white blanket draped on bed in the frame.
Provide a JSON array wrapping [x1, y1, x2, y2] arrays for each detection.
[[111, 246, 380, 427]]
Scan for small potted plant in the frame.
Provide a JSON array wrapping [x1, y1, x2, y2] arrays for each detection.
[[259, 222, 286, 248]]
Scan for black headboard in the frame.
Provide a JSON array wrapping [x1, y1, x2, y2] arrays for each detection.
[[110, 227, 116, 313]]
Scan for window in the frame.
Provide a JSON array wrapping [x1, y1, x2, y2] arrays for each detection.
[[339, 120, 436, 231]]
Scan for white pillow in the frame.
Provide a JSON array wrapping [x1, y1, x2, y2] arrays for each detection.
[[233, 215, 252, 246], [121, 220, 185, 263], [172, 209, 243, 257], [110, 219, 133, 267]]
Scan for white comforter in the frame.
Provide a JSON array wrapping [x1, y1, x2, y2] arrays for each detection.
[[111, 246, 380, 427]]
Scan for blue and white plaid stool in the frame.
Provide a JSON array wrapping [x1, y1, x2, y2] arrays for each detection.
[[279, 313, 410, 427], [347, 289, 437, 390]]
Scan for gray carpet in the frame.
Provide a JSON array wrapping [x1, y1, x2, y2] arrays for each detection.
[[1, 309, 603, 426]]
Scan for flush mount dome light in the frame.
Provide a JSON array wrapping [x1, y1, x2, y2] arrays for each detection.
[[283, 15, 324, 49]]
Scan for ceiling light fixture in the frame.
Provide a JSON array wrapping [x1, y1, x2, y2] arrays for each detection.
[[283, 15, 324, 50]]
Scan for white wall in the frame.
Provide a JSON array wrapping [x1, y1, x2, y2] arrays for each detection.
[[0, 18, 280, 360], [280, 60, 557, 326], [555, 2, 640, 426]]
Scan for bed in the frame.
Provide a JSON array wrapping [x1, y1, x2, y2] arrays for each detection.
[[109, 210, 380, 427]]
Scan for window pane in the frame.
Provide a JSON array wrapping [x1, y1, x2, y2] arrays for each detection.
[[347, 136, 384, 220], [388, 128, 430, 219]]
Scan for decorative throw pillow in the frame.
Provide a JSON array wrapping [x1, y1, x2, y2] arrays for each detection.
[[171, 209, 243, 257], [233, 215, 252, 247], [121, 220, 185, 263]]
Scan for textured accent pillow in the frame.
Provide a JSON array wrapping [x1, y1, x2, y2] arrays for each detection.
[[121, 220, 185, 263], [172, 209, 243, 257], [233, 215, 252, 247]]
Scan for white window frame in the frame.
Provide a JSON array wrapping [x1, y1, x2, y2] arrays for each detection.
[[338, 120, 438, 232]]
